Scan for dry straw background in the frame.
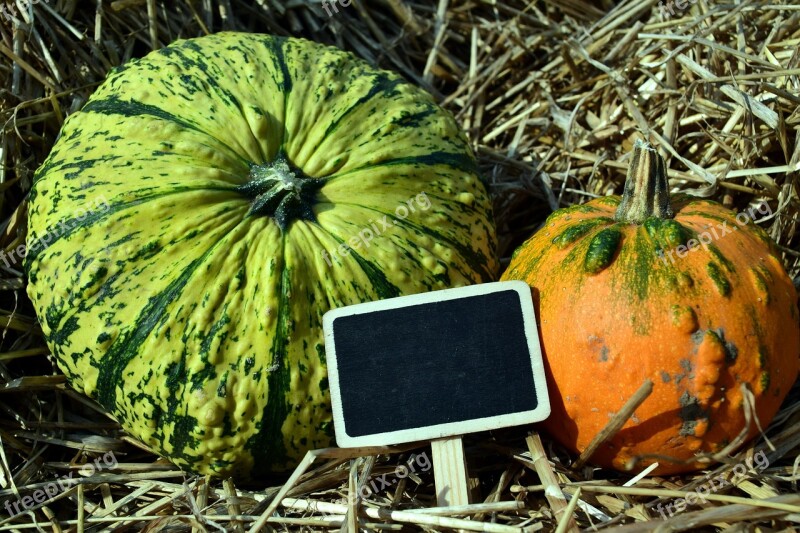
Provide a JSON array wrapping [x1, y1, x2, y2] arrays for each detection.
[[1, 0, 800, 531]]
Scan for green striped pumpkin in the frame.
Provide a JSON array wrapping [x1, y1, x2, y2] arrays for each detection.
[[25, 32, 498, 478]]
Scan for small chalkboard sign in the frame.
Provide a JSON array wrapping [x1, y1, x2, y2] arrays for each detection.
[[322, 281, 550, 448]]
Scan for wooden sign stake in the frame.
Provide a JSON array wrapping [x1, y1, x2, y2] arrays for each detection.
[[431, 436, 470, 506], [323, 281, 550, 513]]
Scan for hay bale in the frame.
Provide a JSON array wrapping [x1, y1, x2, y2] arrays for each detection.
[[1, 1, 798, 529]]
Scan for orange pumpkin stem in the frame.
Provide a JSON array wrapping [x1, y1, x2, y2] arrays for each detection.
[[614, 140, 674, 224]]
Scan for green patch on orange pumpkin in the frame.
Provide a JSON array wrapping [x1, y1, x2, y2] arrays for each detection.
[[546, 202, 606, 222], [624, 229, 661, 302], [552, 218, 613, 249], [706, 262, 732, 297], [584, 227, 622, 274], [749, 266, 772, 304], [760, 371, 771, 392], [644, 217, 691, 249], [707, 244, 737, 274], [670, 305, 698, 333]]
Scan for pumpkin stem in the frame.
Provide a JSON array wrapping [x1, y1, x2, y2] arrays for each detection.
[[236, 154, 327, 230], [614, 140, 674, 224]]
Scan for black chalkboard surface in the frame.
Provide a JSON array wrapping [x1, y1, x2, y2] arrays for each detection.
[[322, 281, 550, 447]]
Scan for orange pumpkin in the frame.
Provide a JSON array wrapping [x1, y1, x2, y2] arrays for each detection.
[[501, 140, 800, 474]]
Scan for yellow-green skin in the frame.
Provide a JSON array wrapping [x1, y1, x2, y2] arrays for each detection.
[[25, 33, 498, 478]]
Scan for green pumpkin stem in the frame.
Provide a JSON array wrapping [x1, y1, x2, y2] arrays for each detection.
[[614, 140, 674, 224], [236, 155, 326, 230]]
